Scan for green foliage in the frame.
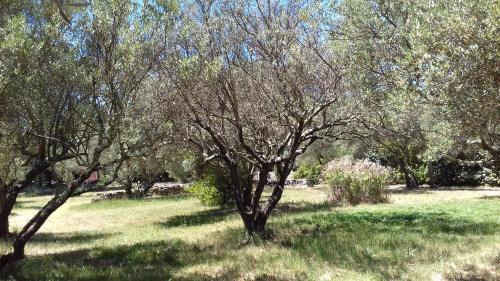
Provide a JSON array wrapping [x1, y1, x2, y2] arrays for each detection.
[[322, 158, 390, 205], [414, 164, 429, 184], [165, 153, 198, 183], [293, 163, 323, 186], [187, 174, 223, 207], [478, 167, 500, 186], [389, 169, 405, 185]]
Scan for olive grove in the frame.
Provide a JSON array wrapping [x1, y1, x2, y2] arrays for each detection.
[[0, 0, 498, 271]]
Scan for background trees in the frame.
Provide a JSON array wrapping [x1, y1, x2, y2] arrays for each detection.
[[329, 0, 432, 188], [328, 0, 499, 187]]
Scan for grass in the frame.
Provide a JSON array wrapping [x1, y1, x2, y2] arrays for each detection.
[[1, 186, 499, 280]]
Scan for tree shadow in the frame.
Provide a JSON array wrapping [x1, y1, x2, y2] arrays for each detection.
[[2, 204, 498, 281], [388, 188, 431, 194], [479, 195, 500, 200], [6, 239, 242, 281], [13, 200, 43, 210], [30, 232, 115, 244], [157, 208, 237, 228], [431, 187, 500, 191], [1, 232, 115, 244], [157, 202, 332, 228], [274, 210, 499, 280], [273, 201, 333, 214]]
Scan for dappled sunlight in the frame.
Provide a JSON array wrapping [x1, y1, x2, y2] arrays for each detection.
[[1, 188, 499, 280]]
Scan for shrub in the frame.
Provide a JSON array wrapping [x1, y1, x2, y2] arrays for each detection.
[[322, 158, 391, 205], [428, 157, 497, 186], [293, 163, 323, 186], [187, 174, 223, 206], [414, 164, 429, 184], [389, 169, 404, 185]]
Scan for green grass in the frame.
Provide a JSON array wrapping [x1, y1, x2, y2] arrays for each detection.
[[1, 187, 499, 280]]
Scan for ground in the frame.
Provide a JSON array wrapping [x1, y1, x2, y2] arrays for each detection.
[[1, 186, 499, 281]]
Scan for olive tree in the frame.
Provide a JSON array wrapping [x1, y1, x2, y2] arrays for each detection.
[[166, 0, 352, 239], [0, 0, 172, 268], [329, 0, 435, 188], [0, 5, 91, 237], [417, 0, 499, 166]]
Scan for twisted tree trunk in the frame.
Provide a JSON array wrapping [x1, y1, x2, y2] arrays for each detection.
[[398, 158, 419, 189], [0, 163, 50, 238], [237, 162, 292, 242], [0, 166, 96, 270]]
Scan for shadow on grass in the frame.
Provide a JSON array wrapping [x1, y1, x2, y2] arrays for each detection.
[[4, 202, 499, 281], [158, 208, 237, 227], [31, 232, 115, 244], [69, 195, 191, 211], [388, 188, 431, 194], [479, 195, 500, 200], [157, 202, 332, 228], [13, 200, 43, 210], [273, 201, 333, 214], [275, 210, 499, 280], [7, 237, 295, 281], [1, 232, 115, 244], [6, 239, 241, 281]]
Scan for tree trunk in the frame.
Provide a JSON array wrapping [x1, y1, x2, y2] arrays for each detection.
[[0, 190, 18, 238], [399, 159, 419, 189], [0, 162, 53, 238], [0, 213, 8, 238], [427, 160, 438, 189], [239, 163, 290, 241], [0, 167, 96, 270]]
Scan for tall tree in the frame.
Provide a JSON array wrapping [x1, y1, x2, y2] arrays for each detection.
[[166, 0, 352, 239], [0, 0, 173, 268], [0, 3, 89, 237], [330, 0, 431, 188], [417, 0, 499, 166]]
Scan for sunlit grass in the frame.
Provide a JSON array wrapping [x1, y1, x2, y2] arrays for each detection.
[[1, 187, 499, 280]]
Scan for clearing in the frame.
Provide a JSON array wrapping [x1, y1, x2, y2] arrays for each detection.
[[1, 186, 499, 281]]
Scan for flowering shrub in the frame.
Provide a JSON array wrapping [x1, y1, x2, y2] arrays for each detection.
[[322, 158, 391, 205]]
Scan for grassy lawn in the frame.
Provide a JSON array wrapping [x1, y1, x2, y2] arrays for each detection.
[[1, 187, 499, 280]]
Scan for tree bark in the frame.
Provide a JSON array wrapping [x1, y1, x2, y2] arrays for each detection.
[[399, 159, 419, 189], [0, 189, 19, 238], [0, 167, 96, 270], [239, 163, 291, 241], [124, 180, 133, 197], [427, 160, 438, 189], [0, 163, 50, 239]]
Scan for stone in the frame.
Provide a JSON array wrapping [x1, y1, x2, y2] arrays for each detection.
[[149, 182, 187, 196], [91, 191, 127, 203]]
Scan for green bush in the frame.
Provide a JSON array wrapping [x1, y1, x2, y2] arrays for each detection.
[[187, 174, 223, 206], [293, 163, 323, 186], [414, 164, 429, 184], [389, 169, 405, 185], [322, 158, 390, 205]]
